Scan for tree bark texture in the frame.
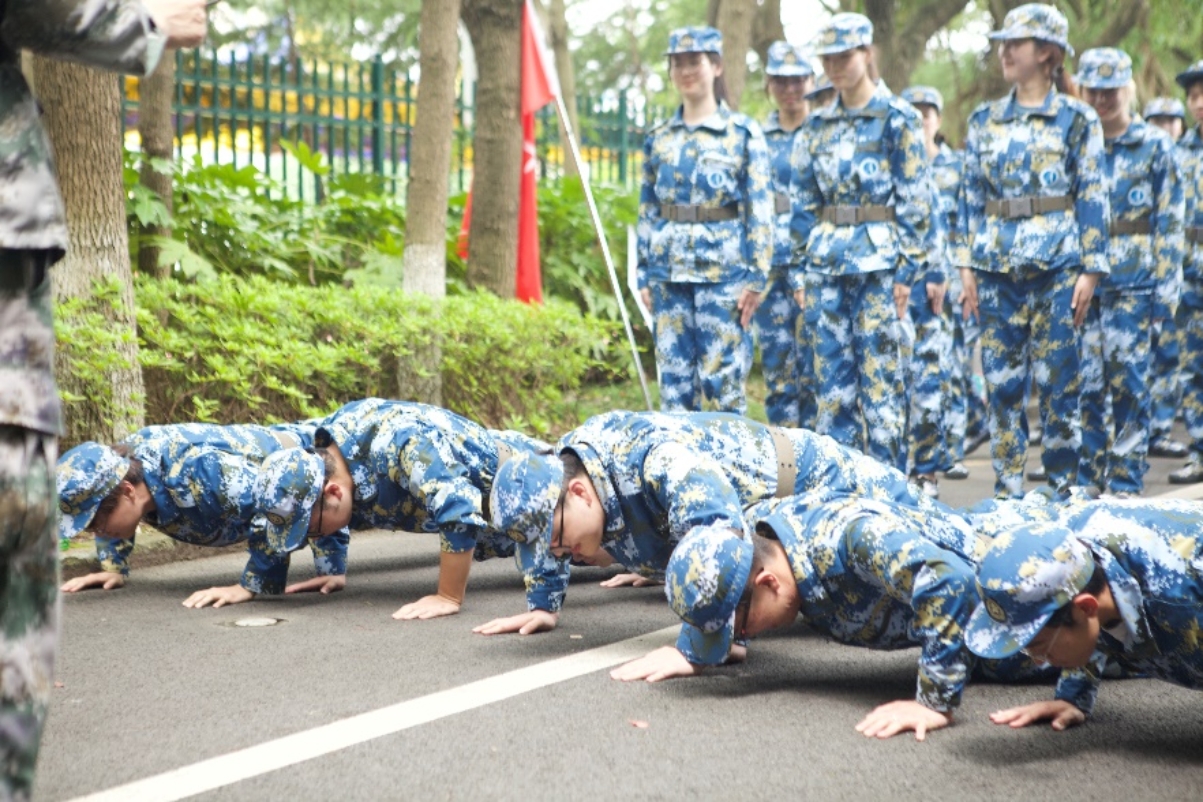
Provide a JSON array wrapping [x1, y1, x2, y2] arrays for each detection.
[[714, 0, 756, 110], [31, 56, 145, 443], [865, 0, 970, 94], [137, 53, 175, 279], [461, 0, 523, 298], [751, 0, 785, 71]]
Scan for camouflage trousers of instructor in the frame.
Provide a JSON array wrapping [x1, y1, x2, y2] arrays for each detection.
[[1149, 314, 1182, 446], [651, 280, 753, 415], [751, 274, 816, 428], [804, 270, 909, 473], [1078, 292, 1153, 495], [907, 279, 954, 476], [977, 267, 1082, 498], [1177, 280, 1203, 462], [0, 253, 58, 802]]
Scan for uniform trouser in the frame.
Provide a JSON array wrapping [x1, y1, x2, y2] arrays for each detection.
[[751, 273, 808, 427], [805, 270, 908, 472], [977, 268, 1082, 498], [946, 300, 986, 462], [1078, 292, 1153, 494], [907, 281, 954, 475], [1149, 313, 1182, 442], [1179, 280, 1203, 457], [651, 280, 753, 415]]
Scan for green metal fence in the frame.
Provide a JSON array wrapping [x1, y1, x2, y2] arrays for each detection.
[[121, 49, 664, 201]]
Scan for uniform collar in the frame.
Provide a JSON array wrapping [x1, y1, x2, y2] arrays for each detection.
[[1182, 124, 1203, 149], [140, 455, 179, 528], [822, 80, 892, 120], [763, 110, 784, 133], [1093, 545, 1159, 659], [1107, 119, 1143, 146], [933, 141, 958, 165], [992, 87, 1063, 122], [669, 100, 731, 132]]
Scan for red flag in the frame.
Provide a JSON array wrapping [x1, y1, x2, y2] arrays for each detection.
[[515, 0, 558, 303], [456, 186, 472, 261]]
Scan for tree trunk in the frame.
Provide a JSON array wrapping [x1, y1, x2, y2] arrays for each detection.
[[137, 53, 176, 279], [714, 0, 756, 110], [751, 0, 785, 70], [461, 0, 523, 297], [31, 57, 145, 443], [547, 0, 579, 178]]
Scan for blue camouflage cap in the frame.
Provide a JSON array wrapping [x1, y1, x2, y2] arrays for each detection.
[[488, 452, 563, 545], [665, 525, 753, 665], [900, 85, 944, 113], [1175, 59, 1203, 90], [1075, 47, 1132, 89], [56, 442, 132, 542], [813, 13, 873, 57], [1144, 97, 1186, 120], [254, 447, 324, 553], [765, 41, 813, 77], [988, 3, 1074, 57], [965, 522, 1096, 659], [806, 75, 834, 99], [665, 26, 722, 56]]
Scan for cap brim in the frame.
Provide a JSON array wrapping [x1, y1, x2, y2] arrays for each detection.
[[1078, 77, 1129, 90], [766, 66, 814, 78], [59, 508, 98, 542], [265, 509, 314, 553], [964, 603, 1053, 659], [678, 619, 735, 665], [1176, 72, 1203, 89]]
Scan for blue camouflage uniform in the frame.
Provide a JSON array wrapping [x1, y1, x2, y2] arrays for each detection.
[[638, 26, 774, 416], [665, 492, 1050, 712], [900, 86, 955, 483], [240, 398, 545, 594], [957, 4, 1110, 497], [755, 41, 815, 428], [790, 14, 935, 473], [967, 496, 1203, 716], [1074, 50, 1184, 496], [491, 410, 939, 655]]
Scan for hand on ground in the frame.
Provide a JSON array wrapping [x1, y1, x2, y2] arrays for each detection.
[[990, 700, 1086, 731], [284, 574, 346, 595], [855, 700, 952, 741], [599, 572, 663, 588], [471, 609, 558, 635], [61, 571, 126, 593], [182, 584, 255, 609], [610, 646, 701, 682], [392, 594, 461, 620]]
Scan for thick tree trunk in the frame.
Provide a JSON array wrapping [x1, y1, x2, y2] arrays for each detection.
[[32, 57, 145, 443], [751, 0, 785, 70], [546, 0, 578, 178], [461, 0, 523, 297], [714, 0, 756, 110], [137, 53, 175, 279]]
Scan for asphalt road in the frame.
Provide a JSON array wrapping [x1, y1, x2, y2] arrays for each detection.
[[39, 446, 1203, 802]]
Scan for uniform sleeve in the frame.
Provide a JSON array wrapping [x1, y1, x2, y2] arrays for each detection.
[[788, 131, 819, 292], [1069, 112, 1111, 275], [1152, 136, 1186, 319], [889, 110, 936, 287], [844, 514, 974, 712], [516, 536, 571, 613], [1052, 651, 1107, 715], [955, 118, 985, 271], [642, 442, 747, 538], [924, 175, 949, 286], [393, 434, 491, 555], [95, 533, 135, 576], [741, 125, 774, 291], [240, 522, 288, 595], [636, 132, 660, 291], [3, 0, 166, 76], [310, 529, 349, 576]]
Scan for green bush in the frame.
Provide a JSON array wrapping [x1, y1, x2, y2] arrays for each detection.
[[61, 275, 616, 438]]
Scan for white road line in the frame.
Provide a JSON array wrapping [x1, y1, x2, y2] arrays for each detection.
[[66, 626, 679, 802]]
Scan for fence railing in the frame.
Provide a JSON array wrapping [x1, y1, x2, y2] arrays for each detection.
[[121, 49, 667, 202]]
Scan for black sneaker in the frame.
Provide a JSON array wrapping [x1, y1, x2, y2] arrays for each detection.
[[1168, 458, 1203, 485], [1026, 465, 1047, 482], [1149, 438, 1189, 459]]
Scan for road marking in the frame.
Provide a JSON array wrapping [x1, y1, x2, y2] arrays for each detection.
[[67, 626, 679, 802]]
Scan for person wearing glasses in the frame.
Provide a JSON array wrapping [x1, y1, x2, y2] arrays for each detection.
[[966, 497, 1203, 732], [181, 398, 547, 617], [473, 410, 939, 661], [658, 490, 1050, 740], [56, 421, 344, 596]]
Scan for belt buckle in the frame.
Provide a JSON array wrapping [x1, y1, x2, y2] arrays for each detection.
[[834, 207, 858, 226], [1007, 197, 1034, 218], [680, 206, 699, 223]]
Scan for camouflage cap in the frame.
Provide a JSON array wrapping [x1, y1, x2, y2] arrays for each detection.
[[813, 13, 873, 56], [806, 75, 834, 100], [900, 85, 944, 113], [488, 452, 563, 545], [965, 522, 1096, 659], [56, 442, 131, 542], [988, 3, 1074, 57], [765, 41, 813, 78], [1144, 97, 1186, 120], [665, 524, 752, 665], [665, 26, 722, 56], [254, 447, 324, 553], [1175, 59, 1203, 90], [1075, 47, 1132, 89]]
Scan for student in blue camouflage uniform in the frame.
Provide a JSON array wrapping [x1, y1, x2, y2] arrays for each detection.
[[900, 86, 955, 497], [1168, 62, 1203, 484], [966, 496, 1203, 731], [1074, 49, 1184, 497], [754, 41, 814, 428], [636, 26, 773, 416], [656, 492, 1052, 739], [1143, 97, 1190, 460], [182, 398, 547, 619], [806, 75, 836, 110], [474, 411, 938, 665], [0, 2, 207, 796], [789, 13, 935, 473], [957, 3, 1110, 498]]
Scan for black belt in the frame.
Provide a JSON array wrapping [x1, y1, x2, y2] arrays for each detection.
[[1110, 217, 1152, 236], [659, 204, 740, 223], [985, 195, 1073, 219], [1187, 226, 1203, 244], [0, 249, 49, 292]]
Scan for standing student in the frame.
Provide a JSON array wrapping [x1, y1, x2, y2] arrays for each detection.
[[1074, 49, 1183, 497], [636, 26, 773, 415], [957, 3, 1110, 497], [755, 41, 815, 428], [789, 13, 935, 473]]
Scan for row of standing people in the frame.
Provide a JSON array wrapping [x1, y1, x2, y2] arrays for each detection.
[[638, 5, 1203, 504]]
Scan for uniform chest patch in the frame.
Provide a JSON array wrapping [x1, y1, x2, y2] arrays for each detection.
[[1127, 187, 1149, 206], [1040, 168, 1061, 186], [858, 158, 881, 179]]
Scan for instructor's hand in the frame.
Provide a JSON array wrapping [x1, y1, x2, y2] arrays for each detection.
[[958, 268, 978, 320], [1071, 272, 1100, 328], [737, 288, 762, 329], [892, 282, 911, 320]]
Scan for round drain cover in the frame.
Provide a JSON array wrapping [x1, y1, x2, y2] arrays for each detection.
[[234, 617, 281, 627]]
